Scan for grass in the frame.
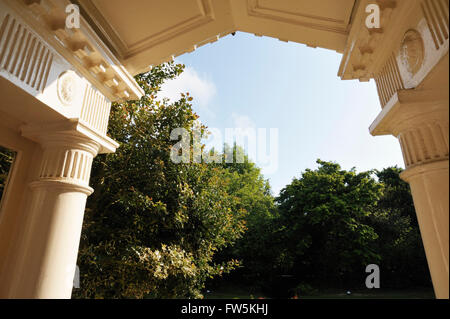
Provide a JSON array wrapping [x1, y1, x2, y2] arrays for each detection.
[[203, 284, 435, 299], [204, 284, 267, 299], [299, 288, 435, 299]]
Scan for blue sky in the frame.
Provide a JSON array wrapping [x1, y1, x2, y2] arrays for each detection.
[[159, 32, 404, 196]]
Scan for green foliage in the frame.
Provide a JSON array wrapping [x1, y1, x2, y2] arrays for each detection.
[[367, 167, 430, 287], [231, 162, 431, 293], [0, 146, 15, 202], [275, 160, 382, 287], [74, 63, 246, 299], [211, 144, 277, 284], [71, 62, 430, 298]]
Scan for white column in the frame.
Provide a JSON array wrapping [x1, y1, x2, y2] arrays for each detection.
[[371, 90, 449, 299], [399, 118, 449, 299], [402, 161, 448, 298], [4, 121, 117, 298]]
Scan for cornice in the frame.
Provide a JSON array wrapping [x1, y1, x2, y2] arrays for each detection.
[[338, 0, 416, 81], [6, 0, 144, 102]]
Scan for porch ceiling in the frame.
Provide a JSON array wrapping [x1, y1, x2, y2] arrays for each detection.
[[75, 0, 356, 75]]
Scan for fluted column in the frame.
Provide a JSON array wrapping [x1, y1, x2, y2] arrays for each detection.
[[399, 120, 448, 299], [3, 120, 117, 298], [371, 89, 449, 299]]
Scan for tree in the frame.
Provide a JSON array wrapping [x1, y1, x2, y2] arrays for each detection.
[[210, 144, 277, 287], [0, 146, 15, 202], [74, 63, 246, 299], [367, 167, 431, 288], [276, 160, 383, 288]]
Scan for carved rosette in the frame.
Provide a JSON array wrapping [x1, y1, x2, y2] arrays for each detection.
[[399, 29, 425, 76], [57, 71, 78, 106]]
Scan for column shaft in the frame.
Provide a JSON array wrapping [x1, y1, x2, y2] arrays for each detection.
[[370, 86, 449, 298], [402, 161, 449, 298], [6, 131, 100, 298]]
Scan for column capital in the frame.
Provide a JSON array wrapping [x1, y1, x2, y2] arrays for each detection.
[[20, 118, 119, 154], [370, 88, 449, 169], [370, 88, 448, 135], [21, 119, 119, 190]]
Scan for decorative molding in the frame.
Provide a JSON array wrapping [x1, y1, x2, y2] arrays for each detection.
[[29, 179, 93, 195], [3, 0, 144, 102], [57, 70, 78, 106], [421, 0, 449, 50], [374, 54, 405, 107], [399, 29, 425, 76], [22, 121, 108, 188], [398, 121, 449, 168], [148, 30, 234, 69], [76, 0, 215, 59], [370, 88, 449, 169], [339, 0, 399, 81], [38, 147, 94, 185], [0, 12, 53, 93], [127, 0, 215, 58], [340, 0, 448, 104], [400, 158, 449, 184], [247, 0, 350, 35], [80, 84, 111, 135], [21, 119, 119, 154]]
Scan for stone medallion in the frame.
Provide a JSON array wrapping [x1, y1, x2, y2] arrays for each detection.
[[57, 70, 77, 106], [400, 29, 425, 75]]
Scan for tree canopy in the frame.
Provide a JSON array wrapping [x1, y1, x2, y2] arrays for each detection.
[[75, 63, 249, 298], [275, 160, 383, 287], [69, 63, 431, 299], [0, 146, 14, 203]]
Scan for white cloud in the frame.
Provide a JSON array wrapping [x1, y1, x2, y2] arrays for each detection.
[[231, 112, 256, 129], [158, 65, 216, 108]]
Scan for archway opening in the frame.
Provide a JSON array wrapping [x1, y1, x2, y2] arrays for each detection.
[[74, 31, 433, 299]]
